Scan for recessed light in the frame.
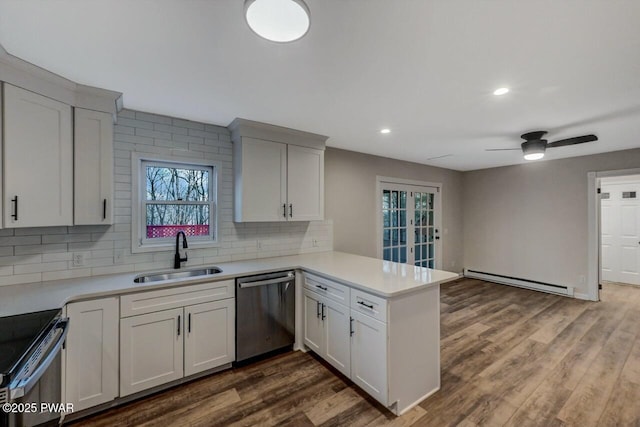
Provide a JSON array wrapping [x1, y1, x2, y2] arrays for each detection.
[[380, 128, 391, 134], [493, 87, 510, 96], [244, 0, 310, 43]]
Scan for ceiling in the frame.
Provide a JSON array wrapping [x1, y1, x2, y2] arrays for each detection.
[[1, 0, 639, 171]]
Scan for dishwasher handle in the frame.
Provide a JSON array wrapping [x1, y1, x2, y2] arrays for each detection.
[[238, 274, 294, 289]]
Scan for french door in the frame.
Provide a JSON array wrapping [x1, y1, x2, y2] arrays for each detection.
[[379, 182, 440, 268]]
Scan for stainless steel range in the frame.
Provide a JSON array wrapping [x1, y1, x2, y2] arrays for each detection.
[[0, 309, 69, 427]]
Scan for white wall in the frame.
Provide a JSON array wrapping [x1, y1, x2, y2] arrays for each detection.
[[463, 148, 640, 297], [0, 109, 332, 287], [325, 147, 464, 272]]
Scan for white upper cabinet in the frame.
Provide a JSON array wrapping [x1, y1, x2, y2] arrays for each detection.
[[3, 84, 73, 227], [229, 118, 328, 222], [234, 137, 287, 222], [74, 108, 114, 225], [287, 144, 324, 221]]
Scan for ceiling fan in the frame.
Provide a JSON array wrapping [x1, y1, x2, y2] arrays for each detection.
[[486, 131, 598, 161]]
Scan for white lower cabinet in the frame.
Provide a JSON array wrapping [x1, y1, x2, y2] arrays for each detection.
[[184, 300, 235, 377], [303, 272, 440, 415], [120, 281, 236, 397], [64, 298, 119, 411], [350, 310, 388, 405], [303, 289, 351, 377], [120, 308, 184, 396]]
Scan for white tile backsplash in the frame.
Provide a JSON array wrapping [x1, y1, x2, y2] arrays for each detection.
[[0, 109, 333, 286]]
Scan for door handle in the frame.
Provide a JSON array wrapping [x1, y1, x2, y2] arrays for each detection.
[[289, 203, 293, 218], [283, 203, 287, 218], [316, 301, 321, 318], [321, 303, 326, 320], [103, 199, 107, 220], [177, 315, 181, 336], [188, 313, 191, 334], [11, 196, 18, 221], [350, 316, 354, 336]]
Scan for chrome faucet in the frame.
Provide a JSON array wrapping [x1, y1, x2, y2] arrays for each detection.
[[174, 231, 188, 269]]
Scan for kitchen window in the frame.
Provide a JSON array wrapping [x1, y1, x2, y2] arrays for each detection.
[[132, 154, 218, 252]]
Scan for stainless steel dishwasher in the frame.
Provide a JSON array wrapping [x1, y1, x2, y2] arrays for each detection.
[[236, 271, 295, 362]]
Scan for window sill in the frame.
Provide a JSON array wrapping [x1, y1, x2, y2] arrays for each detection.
[[131, 239, 220, 254]]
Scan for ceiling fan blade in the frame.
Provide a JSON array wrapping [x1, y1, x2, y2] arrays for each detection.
[[547, 134, 598, 148], [485, 148, 521, 151]]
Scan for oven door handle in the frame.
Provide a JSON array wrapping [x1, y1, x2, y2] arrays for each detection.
[[9, 318, 69, 400]]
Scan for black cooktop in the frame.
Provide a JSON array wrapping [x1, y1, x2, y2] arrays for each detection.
[[0, 309, 61, 381]]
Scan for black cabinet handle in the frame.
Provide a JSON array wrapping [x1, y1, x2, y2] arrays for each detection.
[[177, 315, 181, 336], [188, 313, 191, 334], [357, 301, 374, 310], [11, 196, 18, 221], [350, 316, 354, 336], [103, 199, 107, 220], [321, 303, 326, 320], [283, 203, 287, 218], [316, 301, 321, 318], [289, 203, 293, 218], [315, 284, 328, 291]]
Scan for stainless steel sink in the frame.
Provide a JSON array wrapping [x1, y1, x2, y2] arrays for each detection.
[[133, 266, 223, 283]]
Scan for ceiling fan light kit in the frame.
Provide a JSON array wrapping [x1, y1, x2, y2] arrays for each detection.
[[244, 0, 310, 43], [487, 130, 598, 161]]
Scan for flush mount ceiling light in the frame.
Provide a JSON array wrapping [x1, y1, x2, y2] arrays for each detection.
[[244, 0, 310, 43], [493, 87, 510, 96], [380, 128, 391, 134]]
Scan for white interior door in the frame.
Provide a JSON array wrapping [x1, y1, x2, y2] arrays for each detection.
[[380, 182, 441, 268], [601, 183, 640, 285]]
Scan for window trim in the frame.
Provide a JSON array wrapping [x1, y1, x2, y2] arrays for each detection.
[[131, 152, 221, 254]]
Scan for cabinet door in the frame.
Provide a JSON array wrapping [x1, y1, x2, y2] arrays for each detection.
[[324, 300, 351, 377], [287, 145, 324, 221], [303, 290, 324, 354], [65, 298, 119, 411], [350, 311, 388, 405], [235, 137, 287, 222], [184, 299, 235, 376], [120, 308, 184, 396], [3, 84, 73, 227], [74, 108, 114, 225]]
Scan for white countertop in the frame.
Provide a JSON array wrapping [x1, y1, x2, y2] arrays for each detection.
[[0, 251, 460, 317]]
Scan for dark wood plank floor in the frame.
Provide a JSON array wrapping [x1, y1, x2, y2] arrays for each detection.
[[69, 279, 640, 426]]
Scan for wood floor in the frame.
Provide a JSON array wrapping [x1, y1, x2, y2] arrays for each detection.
[[70, 279, 640, 426]]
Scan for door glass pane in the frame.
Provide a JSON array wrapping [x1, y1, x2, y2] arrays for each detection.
[[428, 210, 434, 226], [382, 190, 390, 209], [400, 192, 406, 208], [399, 246, 407, 263], [400, 229, 406, 245], [383, 248, 391, 261], [391, 191, 398, 208], [383, 229, 390, 247], [391, 211, 398, 227], [392, 247, 399, 262], [392, 229, 398, 246], [400, 211, 406, 227], [428, 193, 434, 209], [383, 211, 390, 227]]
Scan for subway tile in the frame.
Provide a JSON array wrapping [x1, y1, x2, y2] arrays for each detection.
[[136, 111, 172, 124], [15, 244, 68, 255], [0, 236, 41, 246], [14, 261, 68, 274], [0, 273, 42, 287]]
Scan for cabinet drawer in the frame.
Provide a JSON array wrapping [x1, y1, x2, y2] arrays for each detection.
[[304, 272, 350, 305], [121, 280, 233, 318], [350, 289, 388, 323]]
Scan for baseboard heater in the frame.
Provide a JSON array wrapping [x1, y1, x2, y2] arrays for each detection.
[[464, 269, 574, 297]]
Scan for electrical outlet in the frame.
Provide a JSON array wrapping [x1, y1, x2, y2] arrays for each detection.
[[114, 249, 125, 265], [72, 252, 89, 267], [312, 238, 319, 247]]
